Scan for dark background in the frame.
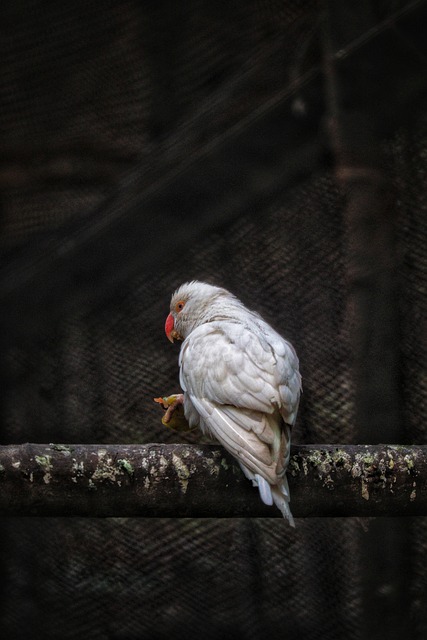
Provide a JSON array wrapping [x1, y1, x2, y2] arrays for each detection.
[[1, 1, 426, 639]]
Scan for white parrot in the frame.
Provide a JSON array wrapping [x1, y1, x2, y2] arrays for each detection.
[[164, 281, 301, 525]]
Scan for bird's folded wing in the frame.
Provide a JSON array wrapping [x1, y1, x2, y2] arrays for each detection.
[[179, 323, 297, 483], [189, 394, 279, 485], [179, 322, 297, 415]]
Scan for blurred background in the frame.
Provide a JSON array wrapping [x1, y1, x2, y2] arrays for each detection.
[[0, 1, 426, 638]]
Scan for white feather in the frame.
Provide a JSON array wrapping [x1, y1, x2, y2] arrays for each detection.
[[255, 474, 274, 506]]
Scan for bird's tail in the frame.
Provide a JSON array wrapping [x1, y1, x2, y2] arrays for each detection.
[[242, 465, 295, 527], [271, 475, 295, 527]]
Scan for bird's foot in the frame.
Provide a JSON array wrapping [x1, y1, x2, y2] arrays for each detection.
[[162, 394, 184, 423], [154, 394, 185, 424], [154, 394, 194, 432]]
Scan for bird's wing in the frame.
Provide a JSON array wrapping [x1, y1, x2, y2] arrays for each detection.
[[179, 322, 299, 484], [258, 320, 301, 426]]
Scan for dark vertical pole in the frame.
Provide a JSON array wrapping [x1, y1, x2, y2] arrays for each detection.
[[321, 2, 411, 639], [323, 0, 402, 443]]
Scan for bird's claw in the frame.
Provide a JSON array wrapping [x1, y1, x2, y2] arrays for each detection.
[[154, 394, 192, 432], [162, 394, 184, 423]]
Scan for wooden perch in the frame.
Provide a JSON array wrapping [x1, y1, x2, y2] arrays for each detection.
[[0, 443, 425, 517]]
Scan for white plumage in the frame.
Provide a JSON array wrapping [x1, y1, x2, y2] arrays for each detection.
[[165, 281, 301, 525]]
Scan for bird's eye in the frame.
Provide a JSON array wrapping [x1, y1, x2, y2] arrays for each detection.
[[175, 300, 186, 313]]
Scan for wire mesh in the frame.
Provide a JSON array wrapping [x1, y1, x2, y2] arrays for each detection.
[[1, 1, 426, 639]]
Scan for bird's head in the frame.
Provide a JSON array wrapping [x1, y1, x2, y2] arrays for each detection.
[[165, 281, 234, 342]]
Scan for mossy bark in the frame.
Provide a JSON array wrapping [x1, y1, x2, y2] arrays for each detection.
[[0, 443, 425, 517]]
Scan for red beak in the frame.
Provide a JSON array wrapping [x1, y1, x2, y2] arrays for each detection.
[[165, 313, 175, 342]]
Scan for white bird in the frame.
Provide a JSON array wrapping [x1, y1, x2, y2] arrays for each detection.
[[164, 281, 301, 525]]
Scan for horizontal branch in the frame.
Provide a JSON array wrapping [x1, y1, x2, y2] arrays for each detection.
[[0, 443, 425, 518]]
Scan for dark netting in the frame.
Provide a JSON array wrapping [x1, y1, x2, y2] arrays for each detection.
[[1, 517, 365, 640], [1, 1, 426, 639]]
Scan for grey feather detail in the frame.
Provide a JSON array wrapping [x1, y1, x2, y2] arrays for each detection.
[[191, 396, 280, 484], [271, 483, 295, 527], [255, 474, 273, 506], [210, 406, 273, 467], [221, 406, 275, 445]]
